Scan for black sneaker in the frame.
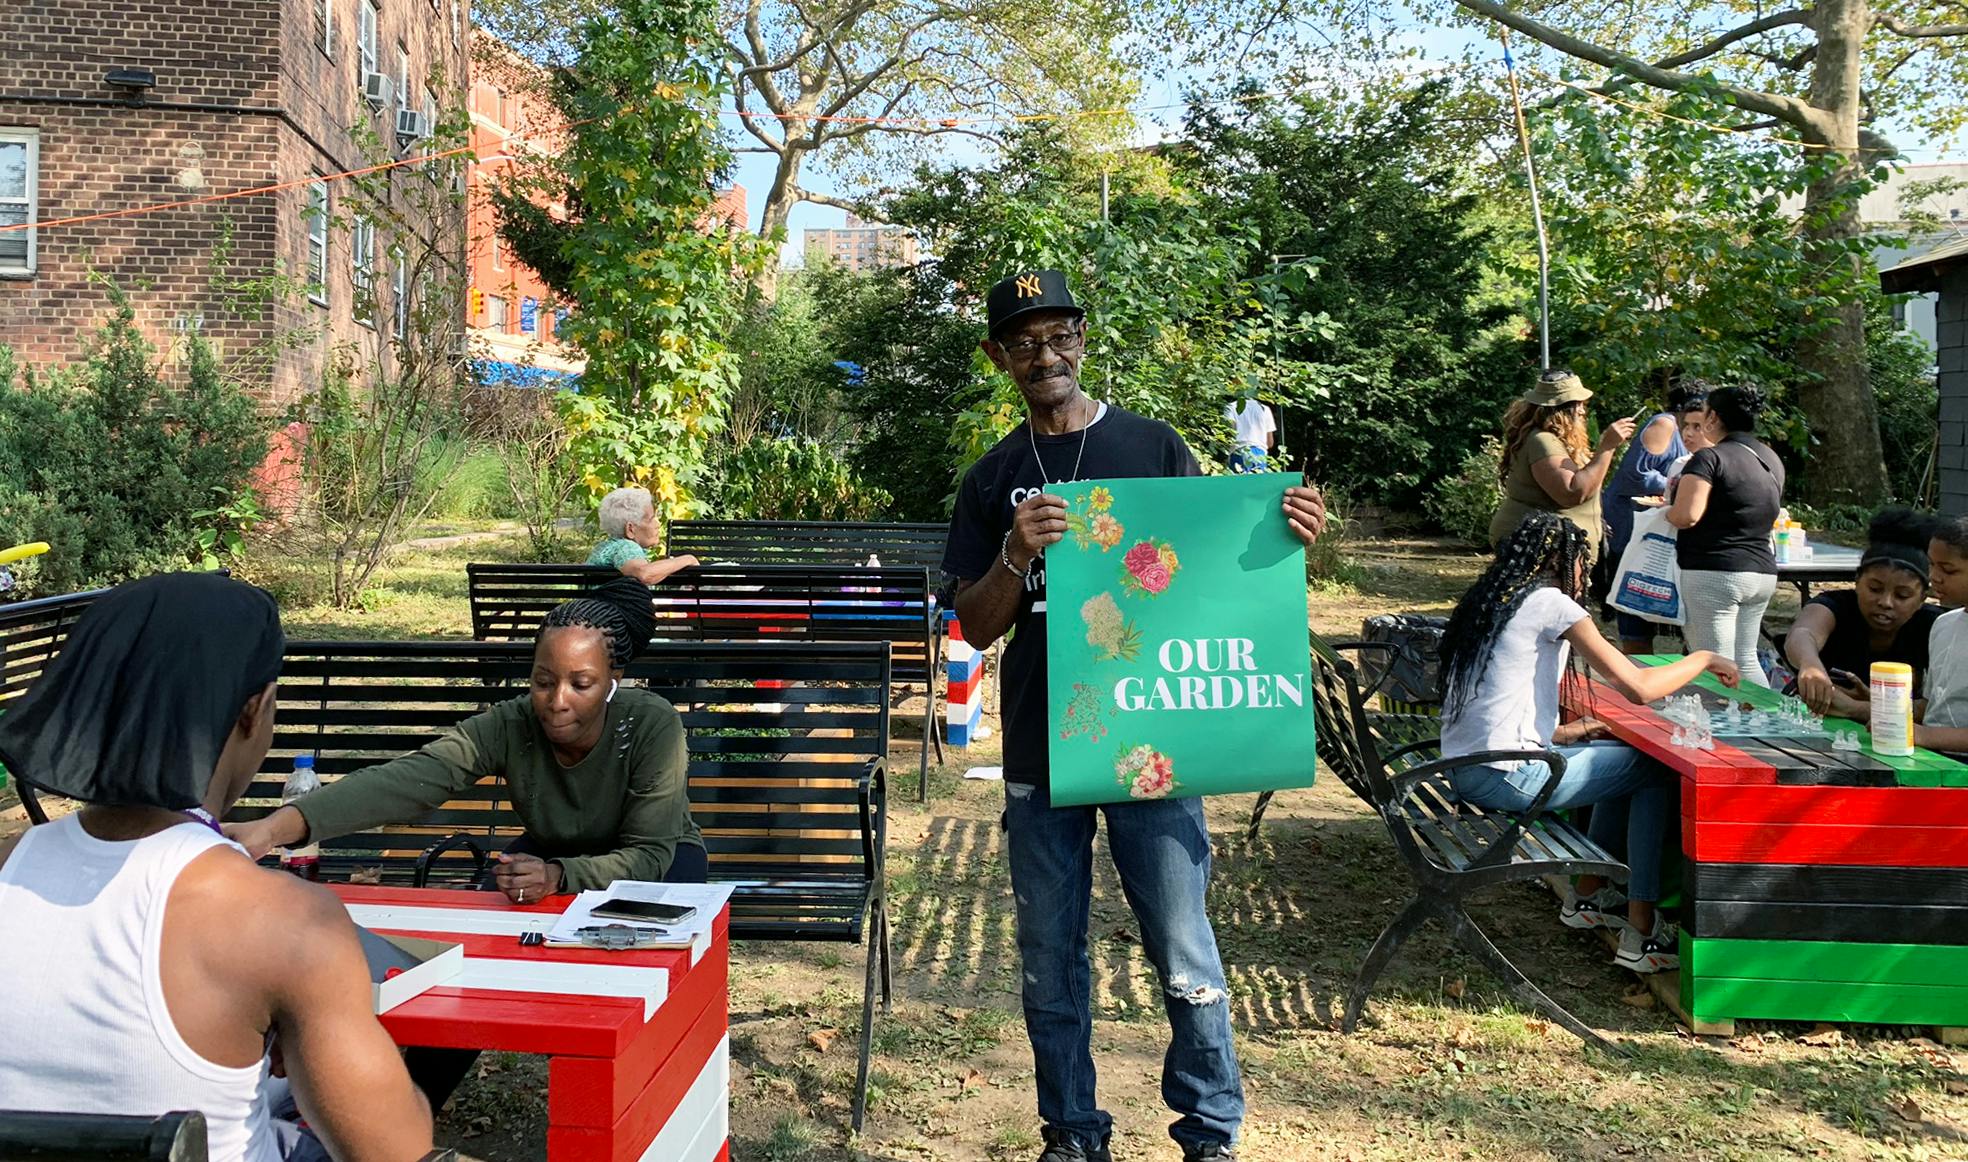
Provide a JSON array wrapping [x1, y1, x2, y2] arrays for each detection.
[[1038, 1127, 1112, 1162], [1182, 1144, 1237, 1162]]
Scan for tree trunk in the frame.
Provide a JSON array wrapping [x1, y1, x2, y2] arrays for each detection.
[[1794, 0, 1889, 506], [754, 143, 806, 298]]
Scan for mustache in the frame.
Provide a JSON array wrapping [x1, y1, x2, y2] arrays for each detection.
[[1027, 366, 1074, 382]]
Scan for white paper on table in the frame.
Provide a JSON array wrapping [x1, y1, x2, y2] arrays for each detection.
[[546, 881, 734, 964]]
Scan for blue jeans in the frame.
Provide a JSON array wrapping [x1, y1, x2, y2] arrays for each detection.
[[1448, 741, 1675, 901], [1003, 782, 1244, 1151]]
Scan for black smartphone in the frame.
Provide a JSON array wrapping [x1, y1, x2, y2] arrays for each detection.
[[589, 897, 697, 925], [1828, 668, 1865, 692]]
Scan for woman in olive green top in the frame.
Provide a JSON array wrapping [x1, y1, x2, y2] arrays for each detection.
[[1489, 368, 1638, 556], [227, 577, 703, 901]]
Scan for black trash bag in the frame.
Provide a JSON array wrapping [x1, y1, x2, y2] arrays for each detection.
[[1359, 613, 1448, 705]]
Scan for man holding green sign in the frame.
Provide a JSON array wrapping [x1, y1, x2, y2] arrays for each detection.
[[943, 270, 1327, 1162]]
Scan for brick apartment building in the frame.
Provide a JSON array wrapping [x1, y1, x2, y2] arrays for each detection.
[[464, 31, 746, 387], [802, 213, 916, 273], [0, 0, 470, 405]]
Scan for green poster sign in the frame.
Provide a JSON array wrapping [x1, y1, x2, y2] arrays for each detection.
[[1044, 473, 1318, 807]]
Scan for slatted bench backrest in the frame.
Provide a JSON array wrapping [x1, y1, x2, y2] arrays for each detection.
[[224, 639, 890, 936], [667, 520, 948, 573], [466, 562, 935, 684], [0, 587, 108, 709]]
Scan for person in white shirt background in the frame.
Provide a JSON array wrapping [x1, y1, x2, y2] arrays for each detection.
[[1919, 516, 1968, 754], [1436, 512, 1739, 974], [1224, 392, 1276, 473]]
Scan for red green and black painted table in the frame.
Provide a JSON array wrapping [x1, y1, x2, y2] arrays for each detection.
[[1562, 659, 1968, 1037]]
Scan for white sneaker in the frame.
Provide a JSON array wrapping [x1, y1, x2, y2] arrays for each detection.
[[1614, 915, 1679, 974], [1559, 886, 1628, 930]]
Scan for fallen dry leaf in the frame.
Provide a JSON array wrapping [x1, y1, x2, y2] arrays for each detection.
[[1444, 978, 1466, 999], [961, 1068, 986, 1092], [1801, 1024, 1844, 1047], [1894, 1095, 1925, 1122], [1620, 987, 1656, 1010], [807, 1028, 837, 1054], [1945, 1079, 1968, 1096], [1525, 1019, 1555, 1037]]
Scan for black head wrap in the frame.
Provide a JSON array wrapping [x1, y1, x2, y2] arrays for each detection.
[[0, 573, 284, 810], [1860, 507, 1943, 587], [539, 575, 656, 668]]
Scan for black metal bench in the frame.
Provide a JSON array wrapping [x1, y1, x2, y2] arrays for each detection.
[[0, 1111, 207, 1162], [667, 519, 949, 574], [0, 586, 108, 706], [19, 638, 895, 1129], [466, 561, 944, 798], [1308, 644, 1630, 1050]]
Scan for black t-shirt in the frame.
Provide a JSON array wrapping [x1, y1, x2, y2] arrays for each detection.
[[1804, 589, 1944, 688], [1677, 435, 1785, 573], [942, 404, 1201, 789]]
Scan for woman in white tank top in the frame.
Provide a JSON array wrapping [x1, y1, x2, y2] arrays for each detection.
[[0, 574, 432, 1162]]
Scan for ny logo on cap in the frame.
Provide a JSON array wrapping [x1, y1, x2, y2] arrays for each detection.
[[1014, 273, 1042, 298]]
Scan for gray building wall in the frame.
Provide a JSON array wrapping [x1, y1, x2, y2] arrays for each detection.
[[1941, 268, 1968, 517]]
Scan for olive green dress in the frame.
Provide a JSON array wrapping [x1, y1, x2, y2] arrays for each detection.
[[1488, 430, 1603, 553]]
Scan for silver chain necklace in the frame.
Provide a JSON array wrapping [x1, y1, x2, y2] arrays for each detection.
[[1029, 396, 1093, 487]]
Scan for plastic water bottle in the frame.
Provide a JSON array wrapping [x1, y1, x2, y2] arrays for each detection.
[[277, 756, 321, 881], [1774, 522, 1792, 564]]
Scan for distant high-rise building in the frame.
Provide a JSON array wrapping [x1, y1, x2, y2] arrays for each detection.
[[803, 214, 917, 273]]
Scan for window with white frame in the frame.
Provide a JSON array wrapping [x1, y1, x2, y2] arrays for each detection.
[[397, 44, 411, 122], [351, 213, 376, 322], [318, 0, 334, 58], [0, 130, 38, 277], [357, 0, 378, 82], [306, 178, 329, 305], [485, 295, 509, 330], [393, 250, 409, 339]]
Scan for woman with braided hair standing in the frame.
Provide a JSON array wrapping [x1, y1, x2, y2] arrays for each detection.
[[226, 575, 706, 899], [1441, 513, 1740, 973]]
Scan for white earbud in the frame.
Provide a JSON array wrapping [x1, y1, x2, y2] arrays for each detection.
[[607, 679, 619, 703]]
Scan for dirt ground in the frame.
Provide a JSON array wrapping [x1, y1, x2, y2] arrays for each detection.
[[8, 535, 1957, 1162]]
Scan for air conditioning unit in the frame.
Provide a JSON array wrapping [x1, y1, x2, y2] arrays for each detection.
[[395, 108, 429, 143], [361, 70, 392, 108]]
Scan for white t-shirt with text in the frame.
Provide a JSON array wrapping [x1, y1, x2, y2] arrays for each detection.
[[1441, 586, 1590, 770]]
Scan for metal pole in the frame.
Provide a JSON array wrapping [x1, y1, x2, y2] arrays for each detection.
[[1500, 30, 1552, 370]]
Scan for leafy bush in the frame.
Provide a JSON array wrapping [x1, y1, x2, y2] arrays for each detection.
[[420, 443, 517, 521], [1870, 315, 1939, 505], [1428, 437, 1503, 547], [0, 299, 268, 596], [712, 436, 893, 521]]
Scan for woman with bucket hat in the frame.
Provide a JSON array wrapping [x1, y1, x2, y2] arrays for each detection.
[[1489, 368, 1637, 556]]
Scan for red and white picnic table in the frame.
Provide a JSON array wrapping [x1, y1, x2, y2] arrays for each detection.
[[329, 884, 730, 1162]]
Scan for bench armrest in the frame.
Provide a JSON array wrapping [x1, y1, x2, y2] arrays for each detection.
[[857, 756, 887, 874], [413, 833, 490, 889], [1385, 747, 1570, 874], [1325, 639, 1402, 701]]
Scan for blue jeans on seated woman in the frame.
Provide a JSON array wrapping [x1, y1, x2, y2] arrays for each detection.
[[1447, 741, 1674, 902]]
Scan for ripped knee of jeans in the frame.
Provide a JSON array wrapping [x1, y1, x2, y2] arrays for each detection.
[[1165, 974, 1228, 1006]]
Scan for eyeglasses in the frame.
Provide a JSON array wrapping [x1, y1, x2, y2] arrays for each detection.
[[997, 328, 1085, 359]]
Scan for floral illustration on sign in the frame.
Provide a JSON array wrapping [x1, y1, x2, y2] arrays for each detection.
[[1065, 487, 1125, 551], [1120, 539, 1179, 596], [1116, 743, 1178, 799], [1080, 592, 1141, 662], [1059, 682, 1110, 743]]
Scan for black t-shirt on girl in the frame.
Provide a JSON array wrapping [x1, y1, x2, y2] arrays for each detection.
[[1677, 434, 1786, 573], [942, 404, 1200, 790], [1804, 588, 1944, 689]]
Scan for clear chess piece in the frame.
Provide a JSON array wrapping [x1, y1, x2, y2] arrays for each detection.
[[1670, 724, 1688, 748], [1831, 732, 1863, 752]]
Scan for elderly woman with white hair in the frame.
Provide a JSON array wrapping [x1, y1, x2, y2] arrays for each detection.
[[586, 486, 699, 585]]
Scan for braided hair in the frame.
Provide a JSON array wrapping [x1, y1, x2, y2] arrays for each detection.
[[539, 575, 658, 669], [1441, 512, 1593, 715]]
